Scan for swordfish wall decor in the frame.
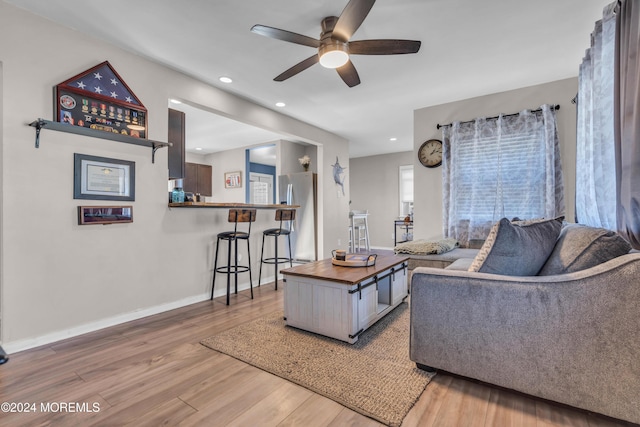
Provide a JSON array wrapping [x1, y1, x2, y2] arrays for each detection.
[[332, 156, 346, 196]]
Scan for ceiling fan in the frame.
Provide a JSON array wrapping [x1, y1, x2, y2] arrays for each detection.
[[250, 0, 421, 87]]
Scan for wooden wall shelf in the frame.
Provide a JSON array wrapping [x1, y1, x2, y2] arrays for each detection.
[[29, 119, 171, 163]]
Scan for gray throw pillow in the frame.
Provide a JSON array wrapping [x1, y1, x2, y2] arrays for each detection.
[[468, 217, 563, 276], [538, 223, 632, 275]]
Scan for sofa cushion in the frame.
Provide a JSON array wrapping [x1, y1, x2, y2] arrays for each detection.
[[468, 217, 563, 276], [538, 223, 632, 275], [445, 257, 474, 271], [406, 248, 480, 270]]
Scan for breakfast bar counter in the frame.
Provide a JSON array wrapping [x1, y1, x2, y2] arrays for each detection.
[[166, 202, 300, 301], [169, 202, 299, 209]]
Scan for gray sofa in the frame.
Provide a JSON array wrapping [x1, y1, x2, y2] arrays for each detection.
[[410, 220, 640, 424]]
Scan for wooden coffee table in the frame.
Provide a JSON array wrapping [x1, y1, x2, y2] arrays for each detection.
[[281, 252, 409, 344]]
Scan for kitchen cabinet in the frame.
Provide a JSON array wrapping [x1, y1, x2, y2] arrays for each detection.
[[184, 162, 212, 196], [168, 108, 185, 179]]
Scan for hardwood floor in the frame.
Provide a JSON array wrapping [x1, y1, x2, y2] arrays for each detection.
[[0, 286, 636, 427]]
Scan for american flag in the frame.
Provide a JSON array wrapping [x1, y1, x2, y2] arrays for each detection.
[[62, 63, 141, 106]]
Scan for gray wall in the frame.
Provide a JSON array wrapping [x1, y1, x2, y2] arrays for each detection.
[[350, 151, 413, 248], [350, 77, 578, 248]]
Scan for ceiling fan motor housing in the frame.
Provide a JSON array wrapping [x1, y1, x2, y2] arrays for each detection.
[[250, 0, 420, 86], [319, 41, 349, 68], [319, 16, 350, 68]]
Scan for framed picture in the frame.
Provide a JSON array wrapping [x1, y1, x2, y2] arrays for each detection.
[[225, 171, 242, 189], [78, 206, 133, 225], [74, 153, 135, 201]]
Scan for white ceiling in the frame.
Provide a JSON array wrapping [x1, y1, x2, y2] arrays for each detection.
[[168, 100, 286, 155], [7, 0, 610, 158]]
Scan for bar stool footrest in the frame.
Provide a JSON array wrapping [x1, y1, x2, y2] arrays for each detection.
[[215, 265, 251, 274], [261, 256, 293, 265]]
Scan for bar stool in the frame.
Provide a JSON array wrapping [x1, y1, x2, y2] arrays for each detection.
[[258, 209, 295, 290], [349, 210, 370, 252], [211, 209, 257, 305]]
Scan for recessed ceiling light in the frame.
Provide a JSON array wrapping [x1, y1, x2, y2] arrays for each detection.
[[275, 102, 286, 108], [390, 137, 397, 141], [169, 99, 182, 104], [195, 147, 203, 151], [219, 76, 233, 83]]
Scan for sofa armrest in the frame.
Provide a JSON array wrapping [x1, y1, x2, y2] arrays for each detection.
[[409, 253, 640, 424]]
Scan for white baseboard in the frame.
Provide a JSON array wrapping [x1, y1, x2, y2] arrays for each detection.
[[4, 274, 277, 354], [370, 245, 394, 251], [3, 293, 212, 354]]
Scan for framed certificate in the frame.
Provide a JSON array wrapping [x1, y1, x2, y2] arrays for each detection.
[[74, 153, 135, 201]]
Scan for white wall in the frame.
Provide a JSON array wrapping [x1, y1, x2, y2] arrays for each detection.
[[349, 78, 578, 249], [207, 149, 246, 203], [0, 61, 4, 344], [350, 151, 413, 248], [413, 78, 578, 241], [0, 3, 349, 351], [187, 140, 318, 204], [278, 140, 316, 176]]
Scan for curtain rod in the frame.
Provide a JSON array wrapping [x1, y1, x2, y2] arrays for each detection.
[[436, 104, 560, 130]]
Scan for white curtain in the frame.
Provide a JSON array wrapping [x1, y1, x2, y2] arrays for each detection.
[[576, 3, 617, 229], [614, 0, 640, 249], [442, 105, 565, 246]]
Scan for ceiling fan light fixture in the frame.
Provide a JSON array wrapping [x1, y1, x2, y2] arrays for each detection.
[[319, 42, 349, 69], [251, 1, 421, 86]]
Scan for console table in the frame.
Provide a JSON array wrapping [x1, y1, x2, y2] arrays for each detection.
[[394, 219, 414, 245], [281, 253, 409, 344]]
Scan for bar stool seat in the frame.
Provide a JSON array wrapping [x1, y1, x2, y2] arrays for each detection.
[[211, 209, 257, 305], [259, 209, 295, 290]]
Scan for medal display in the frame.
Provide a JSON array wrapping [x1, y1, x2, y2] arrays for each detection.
[[55, 61, 147, 138]]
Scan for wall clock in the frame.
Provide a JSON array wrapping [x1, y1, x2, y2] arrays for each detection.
[[418, 139, 443, 168]]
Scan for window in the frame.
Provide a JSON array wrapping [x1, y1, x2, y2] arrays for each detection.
[[398, 165, 413, 217], [442, 106, 565, 246], [453, 131, 546, 220], [249, 172, 273, 204]]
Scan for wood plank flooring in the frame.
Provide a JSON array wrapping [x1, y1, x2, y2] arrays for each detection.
[[0, 285, 636, 427]]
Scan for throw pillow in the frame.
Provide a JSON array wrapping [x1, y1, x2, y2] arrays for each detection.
[[468, 217, 563, 276], [538, 223, 632, 275]]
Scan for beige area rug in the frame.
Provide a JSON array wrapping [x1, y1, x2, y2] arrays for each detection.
[[200, 303, 435, 426]]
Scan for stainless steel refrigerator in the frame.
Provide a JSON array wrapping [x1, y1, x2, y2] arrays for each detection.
[[278, 172, 318, 262]]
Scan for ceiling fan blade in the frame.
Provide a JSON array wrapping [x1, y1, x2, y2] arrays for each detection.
[[336, 60, 361, 87], [274, 55, 319, 81], [348, 39, 421, 55], [251, 25, 320, 48], [332, 0, 376, 42]]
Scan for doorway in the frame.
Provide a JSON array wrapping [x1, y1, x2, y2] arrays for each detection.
[[249, 172, 274, 204]]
